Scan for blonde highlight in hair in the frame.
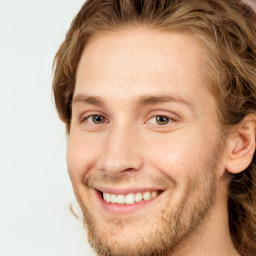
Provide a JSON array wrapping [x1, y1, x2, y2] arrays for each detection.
[[52, 1, 256, 255]]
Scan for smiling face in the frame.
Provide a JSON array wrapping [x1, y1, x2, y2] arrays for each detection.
[[67, 29, 227, 256]]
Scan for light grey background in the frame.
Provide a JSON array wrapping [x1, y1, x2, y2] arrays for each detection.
[[0, 0, 95, 255]]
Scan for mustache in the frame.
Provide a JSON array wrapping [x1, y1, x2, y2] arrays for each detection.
[[82, 172, 170, 189]]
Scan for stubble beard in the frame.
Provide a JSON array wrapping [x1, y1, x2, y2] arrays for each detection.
[[79, 145, 221, 256]]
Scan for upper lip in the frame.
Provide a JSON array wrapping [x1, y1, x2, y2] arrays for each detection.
[[95, 186, 165, 195]]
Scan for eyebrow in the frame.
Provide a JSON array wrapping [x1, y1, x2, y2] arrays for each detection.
[[72, 95, 104, 106], [137, 95, 192, 108], [72, 94, 194, 111]]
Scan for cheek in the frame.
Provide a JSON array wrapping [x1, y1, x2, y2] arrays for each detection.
[[67, 134, 99, 180], [144, 131, 210, 179]]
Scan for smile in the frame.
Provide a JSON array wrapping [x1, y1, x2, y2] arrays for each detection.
[[94, 188, 164, 214], [103, 191, 160, 204]]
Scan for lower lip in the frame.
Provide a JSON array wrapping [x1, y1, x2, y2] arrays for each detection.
[[95, 190, 161, 214]]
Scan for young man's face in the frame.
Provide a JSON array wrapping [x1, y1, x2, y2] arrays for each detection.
[[67, 29, 227, 256]]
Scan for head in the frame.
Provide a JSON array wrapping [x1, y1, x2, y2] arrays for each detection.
[[52, 1, 256, 256]]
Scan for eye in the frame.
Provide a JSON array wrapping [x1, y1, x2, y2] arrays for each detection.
[[148, 115, 172, 125], [85, 115, 106, 124]]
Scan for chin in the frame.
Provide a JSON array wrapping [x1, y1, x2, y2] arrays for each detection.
[[79, 174, 216, 256]]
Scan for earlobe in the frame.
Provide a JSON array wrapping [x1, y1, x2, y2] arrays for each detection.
[[225, 114, 256, 174]]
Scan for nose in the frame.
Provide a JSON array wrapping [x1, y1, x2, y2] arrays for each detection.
[[96, 123, 144, 176]]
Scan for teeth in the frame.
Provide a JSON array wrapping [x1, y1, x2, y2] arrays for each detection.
[[135, 193, 143, 202], [125, 193, 135, 204], [110, 194, 117, 203], [117, 195, 125, 204], [102, 191, 160, 204], [106, 193, 111, 203], [152, 191, 158, 198], [143, 192, 151, 201]]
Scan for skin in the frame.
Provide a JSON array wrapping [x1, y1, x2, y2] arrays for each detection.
[[67, 28, 246, 256], [243, 0, 256, 12]]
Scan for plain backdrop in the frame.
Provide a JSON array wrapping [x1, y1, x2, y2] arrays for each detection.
[[0, 0, 95, 255]]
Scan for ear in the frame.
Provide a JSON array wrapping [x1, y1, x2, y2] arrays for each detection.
[[225, 114, 256, 174]]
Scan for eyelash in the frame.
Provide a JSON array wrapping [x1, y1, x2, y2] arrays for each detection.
[[81, 114, 174, 126]]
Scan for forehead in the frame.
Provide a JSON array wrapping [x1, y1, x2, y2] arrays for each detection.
[[75, 28, 212, 108]]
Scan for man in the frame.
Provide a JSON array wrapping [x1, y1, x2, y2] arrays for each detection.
[[52, 0, 256, 255]]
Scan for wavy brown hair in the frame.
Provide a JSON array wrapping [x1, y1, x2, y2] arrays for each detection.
[[52, 0, 256, 255]]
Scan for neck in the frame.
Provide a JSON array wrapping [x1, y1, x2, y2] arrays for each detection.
[[169, 181, 239, 256]]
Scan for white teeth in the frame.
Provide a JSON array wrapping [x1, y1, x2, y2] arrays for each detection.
[[106, 193, 111, 203], [102, 191, 160, 204], [110, 194, 117, 203], [135, 193, 143, 202], [117, 195, 125, 204], [143, 192, 151, 201], [125, 193, 135, 204]]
